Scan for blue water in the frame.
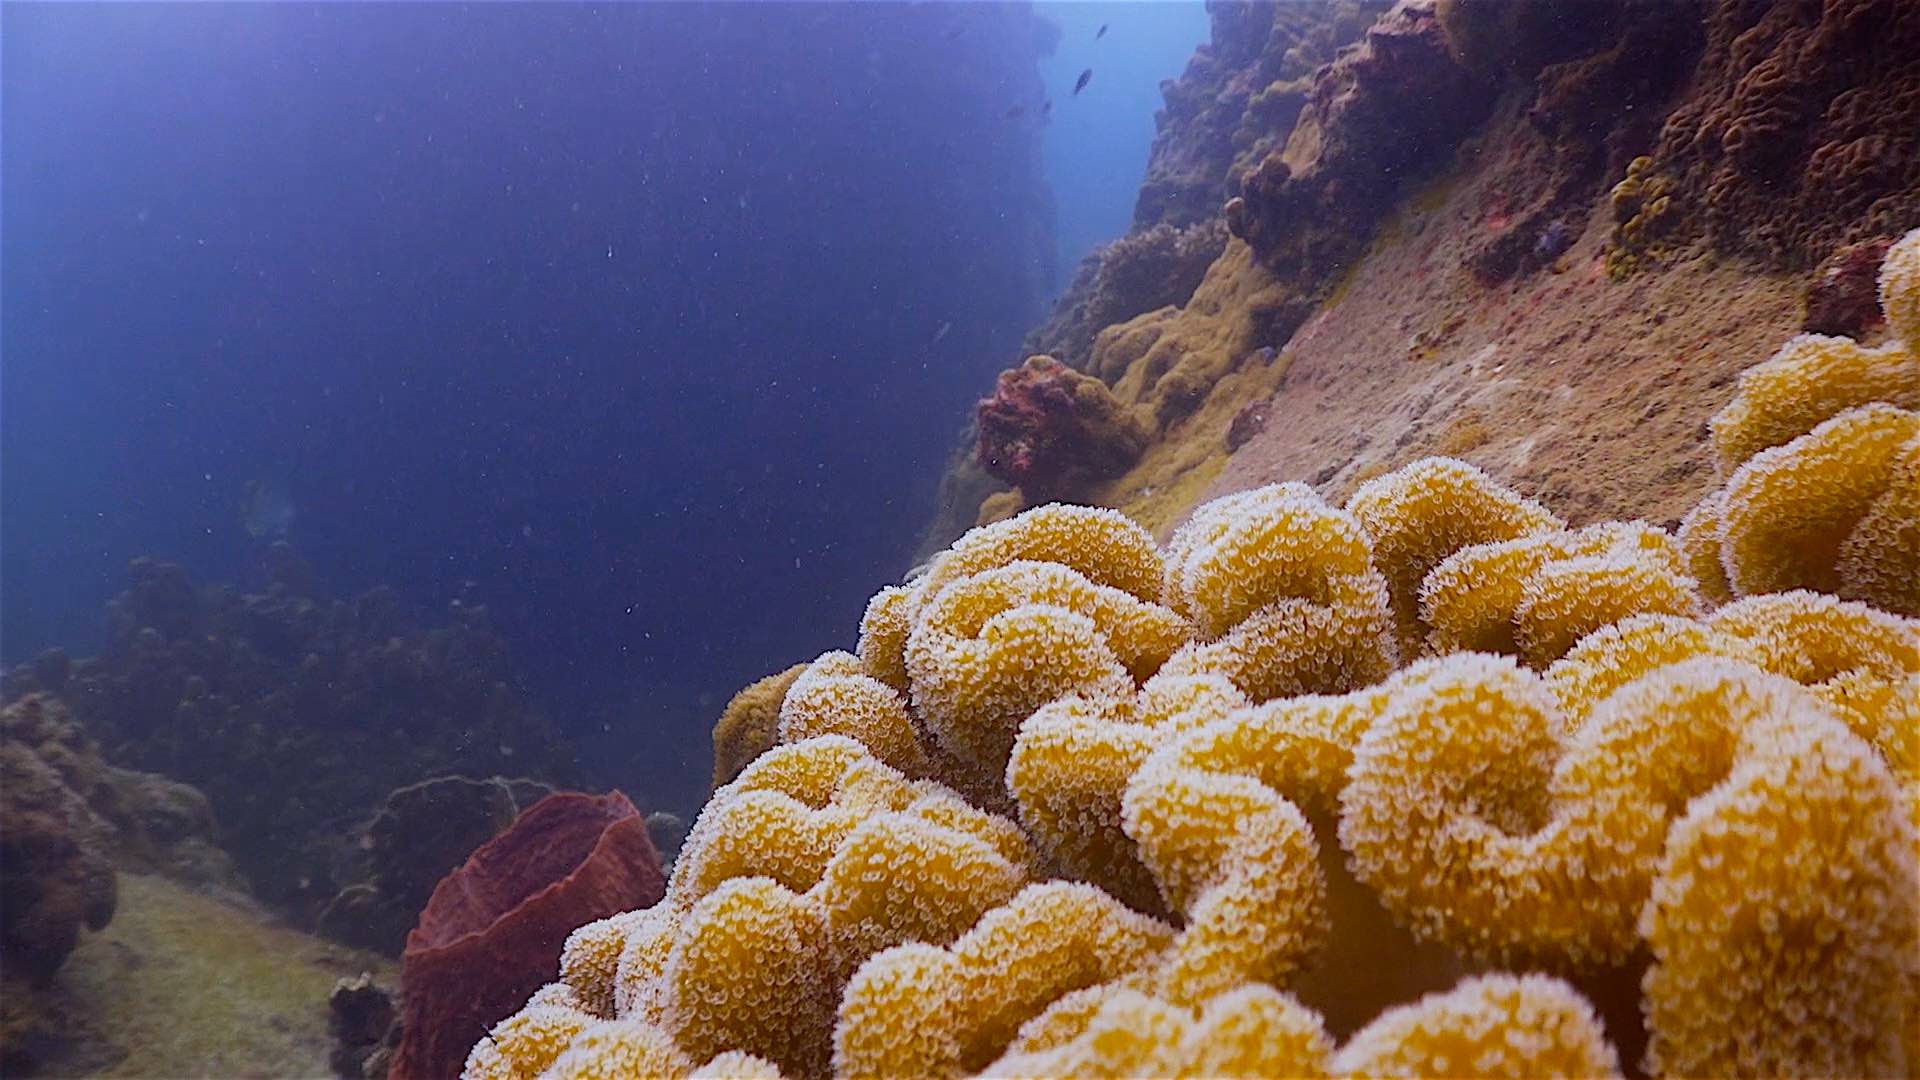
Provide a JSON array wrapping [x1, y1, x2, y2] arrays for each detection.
[[1037, 1, 1212, 273], [1, 2, 1201, 810]]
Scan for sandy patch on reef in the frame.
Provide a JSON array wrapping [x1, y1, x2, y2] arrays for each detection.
[[28, 873, 394, 1077], [1206, 144, 1804, 528]]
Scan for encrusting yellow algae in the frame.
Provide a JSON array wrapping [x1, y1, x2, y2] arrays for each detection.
[[469, 260, 1920, 1078]]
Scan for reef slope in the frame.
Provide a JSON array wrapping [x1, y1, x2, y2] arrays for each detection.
[[939, 0, 1918, 547], [1208, 106, 1805, 528]]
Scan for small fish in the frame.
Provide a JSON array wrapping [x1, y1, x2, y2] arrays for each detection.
[[1073, 68, 1093, 96], [1096, 23, 1109, 39], [930, 320, 952, 347], [1040, 100, 1053, 120], [942, 25, 963, 41], [1005, 103, 1026, 119]]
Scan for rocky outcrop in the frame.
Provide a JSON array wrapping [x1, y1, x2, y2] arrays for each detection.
[[1804, 237, 1896, 338], [1134, 0, 1389, 230], [316, 775, 554, 956], [1629, 0, 1920, 269], [1023, 221, 1228, 371], [0, 693, 240, 1068], [1227, 2, 1494, 282], [5, 553, 574, 917], [329, 973, 399, 1079], [976, 355, 1151, 502], [1447, 0, 1704, 282]]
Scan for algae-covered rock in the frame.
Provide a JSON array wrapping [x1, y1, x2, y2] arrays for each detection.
[[0, 694, 251, 1068], [25, 873, 397, 1077], [329, 972, 399, 1079], [317, 774, 554, 956], [14, 555, 576, 917], [976, 355, 1151, 502]]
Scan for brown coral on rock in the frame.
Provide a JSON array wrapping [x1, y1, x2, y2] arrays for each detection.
[[0, 810, 115, 988], [1226, 2, 1493, 282], [975, 355, 1150, 502], [1630, 0, 1920, 267], [1805, 236, 1896, 337], [1022, 222, 1229, 371], [0, 694, 180, 1067], [1133, 1, 1389, 231]]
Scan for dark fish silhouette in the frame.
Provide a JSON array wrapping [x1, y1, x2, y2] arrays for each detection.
[[942, 25, 963, 41], [1073, 68, 1092, 95], [1096, 23, 1109, 39], [1005, 103, 1026, 119], [1040, 100, 1053, 119]]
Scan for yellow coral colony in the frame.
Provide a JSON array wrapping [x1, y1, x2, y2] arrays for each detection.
[[470, 246, 1920, 1078], [1882, 226, 1920, 357], [1345, 456, 1562, 653], [1691, 226, 1920, 615]]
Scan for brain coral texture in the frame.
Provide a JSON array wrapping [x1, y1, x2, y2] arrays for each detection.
[[470, 257, 1920, 1078]]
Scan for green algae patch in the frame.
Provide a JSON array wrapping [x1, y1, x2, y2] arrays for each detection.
[[50, 873, 396, 1076]]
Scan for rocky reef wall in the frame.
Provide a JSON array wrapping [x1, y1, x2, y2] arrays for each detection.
[[0, 694, 246, 1070], [927, 0, 1920, 551]]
